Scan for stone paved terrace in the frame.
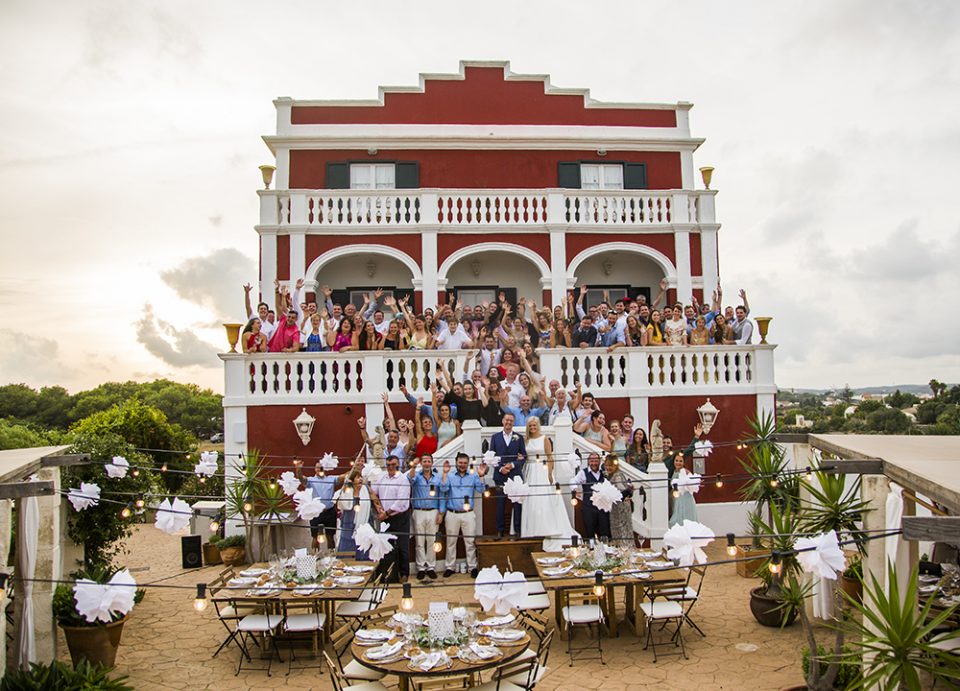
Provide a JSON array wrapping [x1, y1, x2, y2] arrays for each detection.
[[59, 525, 821, 690]]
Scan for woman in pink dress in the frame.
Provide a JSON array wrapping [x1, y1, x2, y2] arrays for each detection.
[[327, 318, 358, 352]]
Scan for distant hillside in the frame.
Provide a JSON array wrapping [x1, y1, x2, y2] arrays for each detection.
[[782, 384, 949, 396]]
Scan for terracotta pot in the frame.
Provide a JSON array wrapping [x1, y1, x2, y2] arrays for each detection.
[[203, 542, 223, 566], [840, 573, 862, 604], [749, 586, 798, 628], [61, 616, 127, 668], [219, 546, 246, 566]]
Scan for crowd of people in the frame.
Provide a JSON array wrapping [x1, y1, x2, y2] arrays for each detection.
[[239, 277, 755, 355]]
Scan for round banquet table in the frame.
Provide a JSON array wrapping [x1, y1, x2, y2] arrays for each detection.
[[351, 630, 531, 691]]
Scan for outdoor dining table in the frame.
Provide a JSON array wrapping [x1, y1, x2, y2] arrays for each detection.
[[350, 615, 531, 691], [531, 550, 687, 638], [213, 558, 377, 636]]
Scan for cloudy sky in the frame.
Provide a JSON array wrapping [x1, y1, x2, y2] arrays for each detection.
[[1, 0, 957, 393]]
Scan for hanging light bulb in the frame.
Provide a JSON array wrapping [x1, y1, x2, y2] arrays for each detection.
[[293, 458, 302, 469], [483, 488, 491, 498], [243, 500, 253, 514], [555, 482, 561, 494], [593, 571, 606, 597], [769, 551, 782, 574], [715, 474, 723, 489], [469, 462, 475, 472], [433, 533, 443, 553], [194, 583, 209, 612], [269, 478, 277, 490], [160, 463, 168, 473], [353, 497, 361, 513], [209, 520, 221, 533], [132, 469, 140, 477], [120, 504, 132, 519], [429, 486, 436, 497], [672, 486, 680, 499], [135, 497, 145, 509], [400, 582, 415, 612], [462, 495, 471, 512], [540, 455, 547, 468], [805, 467, 813, 481], [569, 535, 580, 559], [726, 533, 737, 557], [571, 495, 578, 507], [769, 477, 779, 488], [199, 476, 206, 485]]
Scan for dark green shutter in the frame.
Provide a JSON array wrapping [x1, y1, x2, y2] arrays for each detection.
[[623, 163, 647, 189], [325, 162, 350, 189], [395, 162, 420, 189], [558, 162, 581, 188]]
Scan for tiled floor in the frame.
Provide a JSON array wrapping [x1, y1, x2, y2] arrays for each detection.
[[58, 525, 819, 690]]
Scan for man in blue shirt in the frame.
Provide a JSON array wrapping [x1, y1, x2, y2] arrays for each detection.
[[304, 457, 360, 549], [499, 393, 549, 428], [442, 452, 489, 578], [407, 454, 447, 580]]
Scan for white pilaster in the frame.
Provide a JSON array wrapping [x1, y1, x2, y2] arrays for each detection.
[[680, 152, 695, 190], [674, 230, 692, 303], [549, 228, 568, 309], [290, 231, 306, 283], [700, 228, 719, 296], [629, 397, 649, 437], [275, 148, 290, 190], [260, 233, 277, 304], [421, 228, 439, 307]]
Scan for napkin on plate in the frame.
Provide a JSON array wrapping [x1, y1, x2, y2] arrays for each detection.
[[488, 628, 524, 641], [367, 641, 403, 660], [469, 642, 497, 659], [410, 651, 447, 670], [356, 628, 393, 641], [480, 614, 514, 626]]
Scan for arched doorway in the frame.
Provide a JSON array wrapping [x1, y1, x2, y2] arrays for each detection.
[[305, 245, 420, 317], [438, 244, 551, 310], [567, 243, 675, 308]]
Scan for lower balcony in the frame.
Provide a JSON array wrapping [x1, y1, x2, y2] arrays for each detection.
[[220, 345, 775, 406]]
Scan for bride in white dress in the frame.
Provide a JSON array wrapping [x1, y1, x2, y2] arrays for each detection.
[[521, 417, 579, 552]]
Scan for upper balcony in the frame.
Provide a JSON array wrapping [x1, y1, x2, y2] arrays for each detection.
[[257, 188, 716, 232]]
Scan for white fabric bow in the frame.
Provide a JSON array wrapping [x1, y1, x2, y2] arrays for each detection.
[[361, 462, 384, 483], [278, 471, 301, 496], [292, 489, 326, 521], [502, 476, 530, 505], [663, 520, 715, 566], [68, 483, 100, 511], [355, 523, 395, 562], [672, 469, 702, 496], [693, 440, 714, 457], [104, 456, 129, 479], [194, 451, 218, 478], [794, 530, 846, 580], [483, 450, 501, 468], [473, 565, 528, 614], [74, 569, 137, 624], [319, 452, 339, 471], [154, 498, 191, 535], [590, 480, 623, 512]]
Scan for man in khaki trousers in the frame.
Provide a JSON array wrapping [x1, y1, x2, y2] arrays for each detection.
[[442, 453, 489, 579], [407, 454, 445, 580]]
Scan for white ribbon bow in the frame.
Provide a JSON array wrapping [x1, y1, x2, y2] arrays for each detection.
[[473, 565, 528, 614], [361, 461, 384, 484], [319, 452, 339, 471], [502, 476, 530, 505], [693, 440, 714, 457], [278, 471, 301, 496], [74, 569, 137, 624], [292, 489, 326, 521], [355, 523, 396, 562], [483, 450, 501, 468], [194, 451, 218, 478], [154, 498, 191, 535], [672, 469, 702, 496], [794, 530, 846, 580], [104, 456, 129, 479], [68, 483, 101, 511], [663, 520, 715, 566], [590, 480, 623, 513]]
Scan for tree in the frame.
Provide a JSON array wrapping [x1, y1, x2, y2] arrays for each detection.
[[886, 389, 919, 409], [0, 383, 40, 421], [0, 419, 58, 450], [838, 385, 854, 403], [866, 408, 911, 434]]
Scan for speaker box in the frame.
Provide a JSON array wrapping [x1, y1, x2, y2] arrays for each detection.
[[181, 534, 202, 569]]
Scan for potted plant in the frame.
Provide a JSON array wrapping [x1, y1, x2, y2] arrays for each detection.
[[216, 535, 246, 566], [839, 557, 862, 604], [53, 566, 140, 668], [224, 449, 292, 561], [0, 660, 133, 690], [203, 534, 223, 566]]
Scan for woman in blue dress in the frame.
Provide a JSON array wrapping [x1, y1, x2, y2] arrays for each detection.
[[334, 474, 372, 560], [669, 456, 699, 527]]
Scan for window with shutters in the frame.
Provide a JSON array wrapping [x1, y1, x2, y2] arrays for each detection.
[[350, 164, 396, 190], [580, 164, 624, 190]]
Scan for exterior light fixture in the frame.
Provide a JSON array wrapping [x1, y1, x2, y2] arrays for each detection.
[[293, 408, 316, 446], [593, 571, 605, 597], [194, 584, 209, 612], [696, 398, 719, 435], [400, 583, 415, 611], [726, 533, 736, 557]]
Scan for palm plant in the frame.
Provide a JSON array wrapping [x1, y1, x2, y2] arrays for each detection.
[[223, 449, 290, 560], [739, 412, 799, 544], [841, 564, 960, 689]]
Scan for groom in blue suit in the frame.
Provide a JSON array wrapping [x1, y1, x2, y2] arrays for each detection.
[[488, 412, 526, 538]]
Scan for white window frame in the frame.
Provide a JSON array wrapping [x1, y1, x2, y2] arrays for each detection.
[[586, 288, 628, 308], [580, 163, 624, 190], [350, 163, 396, 190], [456, 289, 497, 309], [349, 289, 398, 319]]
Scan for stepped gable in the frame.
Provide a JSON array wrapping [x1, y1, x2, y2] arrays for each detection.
[[289, 60, 680, 127]]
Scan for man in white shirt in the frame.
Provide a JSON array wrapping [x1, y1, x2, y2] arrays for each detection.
[[478, 334, 502, 376], [243, 283, 277, 340], [500, 364, 525, 409], [436, 317, 473, 350]]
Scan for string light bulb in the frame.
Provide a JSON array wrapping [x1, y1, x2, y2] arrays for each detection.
[[209, 520, 221, 533], [569, 535, 580, 559], [571, 496, 578, 507], [433, 533, 443, 553], [462, 495, 471, 512], [726, 533, 737, 557], [400, 583, 415, 612], [429, 486, 436, 497], [483, 488, 491, 498], [243, 500, 253, 514], [769, 477, 779, 488], [160, 463, 168, 473], [269, 478, 277, 490], [540, 455, 547, 468], [593, 571, 606, 597], [132, 469, 140, 477], [194, 584, 208, 612], [199, 476, 206, 485], [135, 498, 145, 509], [120, 504, 132, 519], [672, 486, 680, 498], [555, 482, 561, 494], [769, 551, 782, 575], [805, 467, 814, 481], [715, 474, 723, 489], [353, 498, 361, 513]]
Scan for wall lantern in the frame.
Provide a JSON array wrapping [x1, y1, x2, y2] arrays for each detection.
[[696, 398, 719, 435], [259, 164, 276, 190], [293, 408, 316, 446]]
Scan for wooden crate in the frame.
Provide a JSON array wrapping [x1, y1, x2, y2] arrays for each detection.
[[735, 545, 767, 578], [477, 538, 543, 575]]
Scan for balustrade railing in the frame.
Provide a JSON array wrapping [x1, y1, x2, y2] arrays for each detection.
[[222, 345, 774, 406], [260, 188, 715, 228]]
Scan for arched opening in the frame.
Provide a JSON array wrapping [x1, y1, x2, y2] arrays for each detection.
[[311, 252, 416, 318], [567, 244, 674, 309], [440, 248, 549, 310]]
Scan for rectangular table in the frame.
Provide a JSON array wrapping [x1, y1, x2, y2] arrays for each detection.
[[531, 551, 686, 638]]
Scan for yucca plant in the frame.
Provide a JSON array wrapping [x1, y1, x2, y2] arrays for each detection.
[[801, 471, 870, 555], [223, 449, 291, 561], [841, 564, 960, 689], [739, 412, 799, 545]]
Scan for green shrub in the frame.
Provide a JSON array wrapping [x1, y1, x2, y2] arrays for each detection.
[[802, 645, 862, 689], [217, 534, 245, 549], [0, 659, 132, 690]]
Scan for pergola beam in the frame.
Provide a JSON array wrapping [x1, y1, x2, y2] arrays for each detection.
[[40, 453, 90, 468], [819, 459, 884, 475], [901, 516, 960, 543], [0, 481, 54, 500]]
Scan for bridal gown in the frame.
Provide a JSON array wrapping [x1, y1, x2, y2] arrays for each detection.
[[521, 435, 579, 552]]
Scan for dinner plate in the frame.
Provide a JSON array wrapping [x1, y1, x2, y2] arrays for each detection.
[[485, 628, 524, 642], [391, 612, 423, 625], [919, 584, 940, 595], [459, 645, 502, 663], [627, 571, 652, 580], [537, 556, 565, 565], [646, 560, 674, 569], [336, 575, 366, 585], [227, 577, 257, 586], [246, 587, 280, 597], [479, 613, 515, 627], [637, 551, 661, 559], [343, 564, 374, 573], [292, 585, 320, 596], [239, 568, 269, 577], [356, 628, 393, 641]]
